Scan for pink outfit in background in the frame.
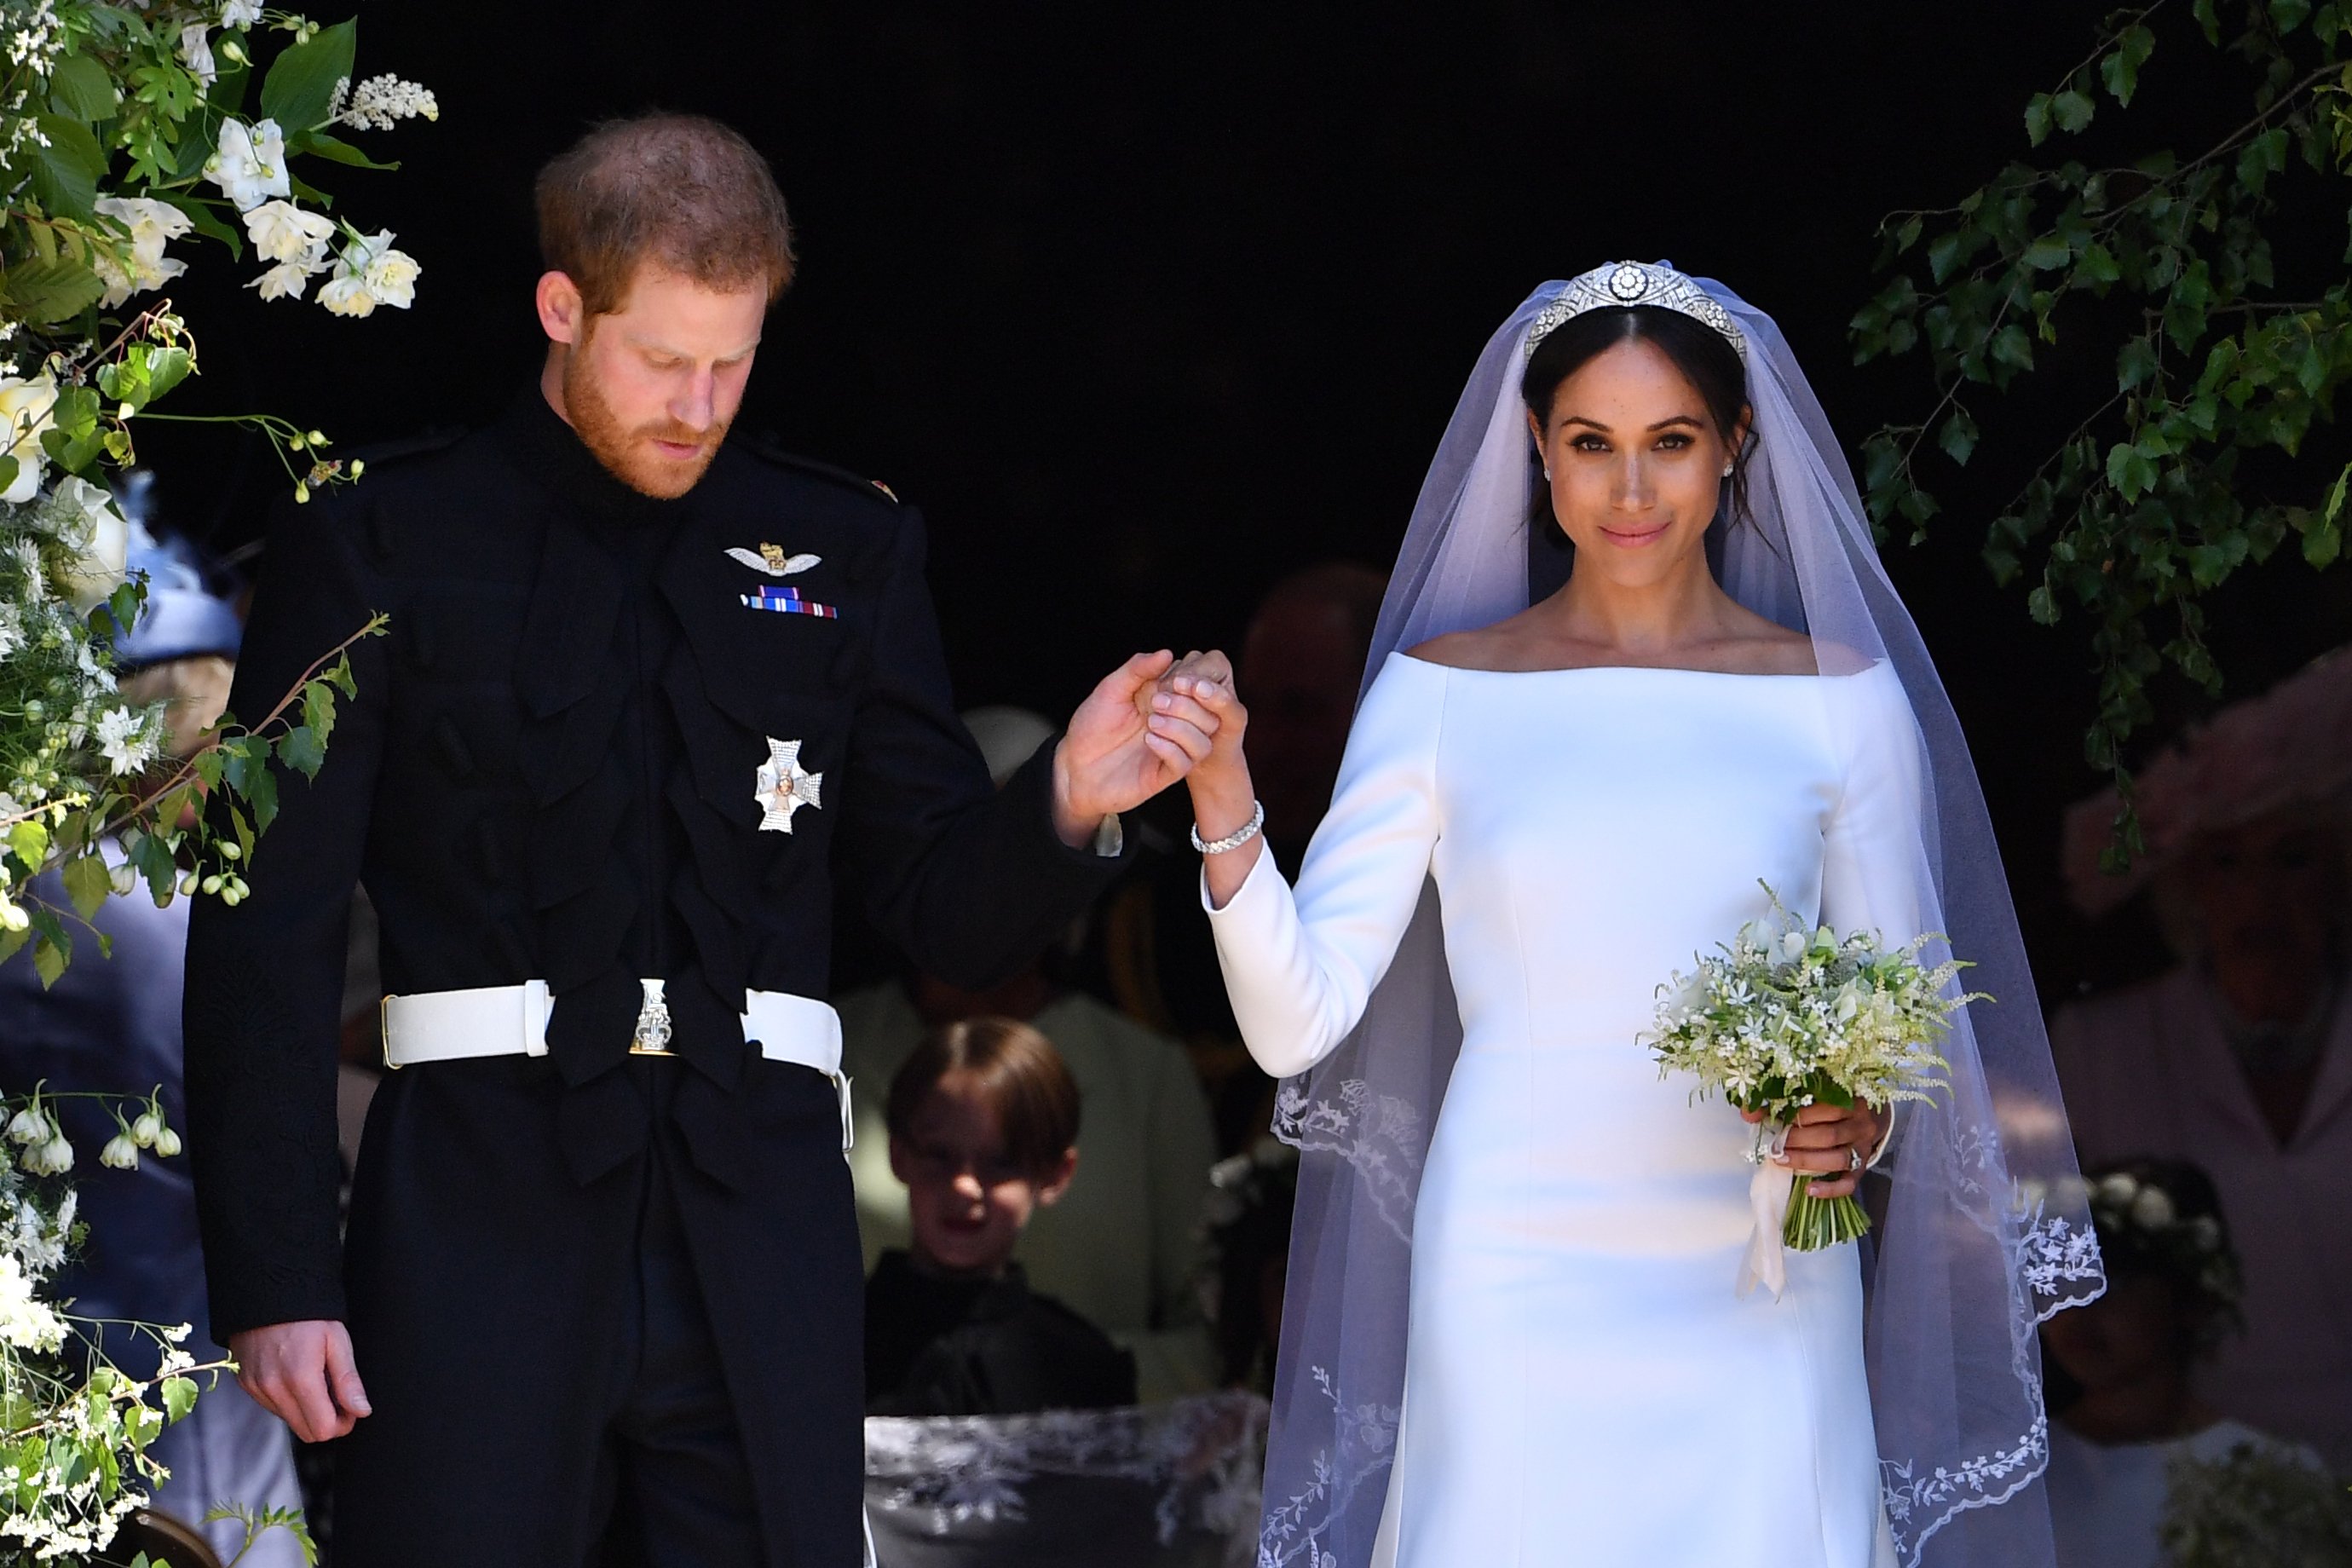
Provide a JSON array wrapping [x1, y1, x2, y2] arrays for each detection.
[[2050, 968, 2352, 1468]]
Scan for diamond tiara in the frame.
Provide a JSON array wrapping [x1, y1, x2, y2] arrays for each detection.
[[1526, 261, 1747, 360]]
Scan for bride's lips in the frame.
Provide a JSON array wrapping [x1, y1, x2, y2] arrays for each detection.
[[1598, 522, 1670, 548]]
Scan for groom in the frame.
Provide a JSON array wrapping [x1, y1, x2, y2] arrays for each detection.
[[183, 114, 1217, 1566]]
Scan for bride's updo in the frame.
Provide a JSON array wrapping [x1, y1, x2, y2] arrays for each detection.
[[1520, 305, 1755, 536]]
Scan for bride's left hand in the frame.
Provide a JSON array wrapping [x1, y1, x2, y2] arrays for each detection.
[[1742, 1102, 1887, 1200]]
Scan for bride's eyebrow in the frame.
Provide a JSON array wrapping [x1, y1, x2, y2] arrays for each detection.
[[1556, 413, 1707, 432]]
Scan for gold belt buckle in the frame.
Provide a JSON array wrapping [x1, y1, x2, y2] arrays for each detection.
[[628, 977, 676, 1057]]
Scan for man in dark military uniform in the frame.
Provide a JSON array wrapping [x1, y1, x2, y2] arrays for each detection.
[[182, 115, 1225, 1567]]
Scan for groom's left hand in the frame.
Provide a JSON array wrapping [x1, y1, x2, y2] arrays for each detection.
[[1050, 649, 1222, 847]]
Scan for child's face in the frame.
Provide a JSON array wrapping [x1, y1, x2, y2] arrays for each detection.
[[2039, 1271, 2190, 1392], [890, 1069, 1076, 1277]]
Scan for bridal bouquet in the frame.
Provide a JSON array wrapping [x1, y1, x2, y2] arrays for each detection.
[[1644, 884, 1970, 1295]]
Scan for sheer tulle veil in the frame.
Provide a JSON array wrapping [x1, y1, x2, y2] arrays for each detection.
[[1254, 271, 2107, 1568]]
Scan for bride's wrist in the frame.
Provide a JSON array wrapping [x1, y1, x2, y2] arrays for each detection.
[[1187, 770, 1256, 838]]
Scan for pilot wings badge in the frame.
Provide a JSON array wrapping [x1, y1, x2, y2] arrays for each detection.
[[726, 543, 821, 577], [755, 737, 823, 833]]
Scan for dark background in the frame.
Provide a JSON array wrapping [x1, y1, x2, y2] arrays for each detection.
[[136, 2, 2352, 1006]]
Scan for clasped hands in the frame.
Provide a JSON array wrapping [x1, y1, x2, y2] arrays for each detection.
[[1048, 648, 1248, 848]]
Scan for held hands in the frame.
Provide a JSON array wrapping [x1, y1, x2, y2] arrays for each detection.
[[1742, 1102, 1888, 1201], [231, 1319, 372, 1444], [1051, 650, 1229, 846]]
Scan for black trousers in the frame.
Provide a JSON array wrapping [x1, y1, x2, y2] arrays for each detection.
[[588, 1133, 764, 1566]]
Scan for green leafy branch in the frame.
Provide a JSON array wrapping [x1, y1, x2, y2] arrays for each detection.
[[1851, 0, 2352, 860], [0, 611, 386, 984]]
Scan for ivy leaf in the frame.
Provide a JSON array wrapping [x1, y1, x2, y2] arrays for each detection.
[[7, 818, 49, 874], [2025, 94, 2054, 147], [160, 1376, 197, 1424], [1991, 323, 2035, 372], [60, 852, 111, 923], [243, 759, 279, 834], [277, 724, 326, 780], [2271, 0, 2313, 31], [2077, 242, 2122, 287], [1939, 407, 1980, 466], [2023, 236, 2072, 271], [27, 909, 71, 989], [260, 19, 358, 134], [2052, 89, 2096, 135]]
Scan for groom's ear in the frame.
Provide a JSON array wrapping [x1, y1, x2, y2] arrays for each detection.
[[535, 270, 586, 346]]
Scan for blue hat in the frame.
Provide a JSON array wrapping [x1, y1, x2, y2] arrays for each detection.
[[109, 478, 242, 666]]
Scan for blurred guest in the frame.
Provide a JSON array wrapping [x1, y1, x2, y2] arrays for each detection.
[[1202, 1139, 1297, 1391], [865, 1017, 1138, 1416], [2051, 648, 2352, 1467], [2040, 1159, 2322, 1568], [1089, 562, 1388, 1153], [0, 527, 306, 1566], [843, 707, 1218, 1403]]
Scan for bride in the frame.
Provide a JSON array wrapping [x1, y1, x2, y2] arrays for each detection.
[[1144, 264, 2107, 1567]]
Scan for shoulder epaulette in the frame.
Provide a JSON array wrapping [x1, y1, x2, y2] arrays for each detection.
[[742, 432, 902, 504]]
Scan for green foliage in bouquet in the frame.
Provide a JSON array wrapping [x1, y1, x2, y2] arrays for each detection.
[[2160, 1438, 2352, 1566], [1851, 0, 2352, 852], [1, 1, 429, 975], [1645, 885, 1970, 1252]]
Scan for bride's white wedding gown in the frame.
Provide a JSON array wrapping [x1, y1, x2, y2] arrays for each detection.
[[1209, 651, 1918, 1567]]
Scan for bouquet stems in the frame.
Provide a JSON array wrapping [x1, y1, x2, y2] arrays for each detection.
[[1784, 1173, 1871, 1251]]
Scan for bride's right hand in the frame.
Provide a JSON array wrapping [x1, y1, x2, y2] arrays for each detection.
[[1151, 650, 1254, 832]]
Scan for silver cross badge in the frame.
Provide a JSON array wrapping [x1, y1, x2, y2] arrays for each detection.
[[630, 977, 675, 1056], [755, 736, 823, 833]]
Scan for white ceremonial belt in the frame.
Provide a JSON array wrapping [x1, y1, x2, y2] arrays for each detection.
[[380, 981, 854, 1149]]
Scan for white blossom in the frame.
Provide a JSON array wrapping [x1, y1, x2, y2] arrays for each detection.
[[130, 1111, 162, 1148], [203, 117, 290, 212], [90, 197, 193, 309], [221, 0, 263, 25], [49, 476, 130, 612], [0, 602, 18, 661], [153, 1126, 182, 1158], [2128, 1185, 2176, 1229], [100, 1133, 140, 1170], [337, 72, 438, 130], [0, 1254, 66, 1353], [94, 706, 154, 776], [3, 1108, 46, 1147], [0, 373, 60, 503], [247, 259, 314, 302], [243, 199, 335, 268], [316, 271, 374, 317], [177, 20, 215, 87], [318, 229, 422, 316]]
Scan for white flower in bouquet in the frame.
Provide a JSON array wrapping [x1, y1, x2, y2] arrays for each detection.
[[90, 197, 193, 309], [1644, 883, 1971, 1296], [93, 706, 156, 776], [243, 199, 335, 268], [48, 475, 130, 612], [99, 1132, 139, 1171], [203, 116, 290, 212], [176, 20, 216, 88], [0, 373, 60, 503], [222, 0, 264, 26]]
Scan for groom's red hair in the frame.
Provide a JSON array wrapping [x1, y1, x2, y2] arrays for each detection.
[[534, 112, 797, 317]]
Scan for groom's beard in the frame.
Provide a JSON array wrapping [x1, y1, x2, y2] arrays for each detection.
[[562, 346, 729, 500]]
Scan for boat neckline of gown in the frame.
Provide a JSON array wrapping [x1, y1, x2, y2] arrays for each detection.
[[1390, 649, 1883, 681]]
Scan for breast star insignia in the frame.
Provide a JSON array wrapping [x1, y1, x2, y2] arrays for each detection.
[[726, 544, 821, 577], [755, 737, 823, 833]]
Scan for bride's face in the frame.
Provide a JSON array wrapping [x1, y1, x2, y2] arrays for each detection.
[[1525, 337, 1739, 588]]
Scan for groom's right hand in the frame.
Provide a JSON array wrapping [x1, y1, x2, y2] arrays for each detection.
[[231, 1319, 372, 1443]]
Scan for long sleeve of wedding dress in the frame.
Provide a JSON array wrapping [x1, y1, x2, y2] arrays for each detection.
[[1202, 654, 1445, 1077]]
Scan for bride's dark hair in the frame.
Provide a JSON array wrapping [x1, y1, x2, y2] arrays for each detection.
[[1519, 305, 1755, 542]]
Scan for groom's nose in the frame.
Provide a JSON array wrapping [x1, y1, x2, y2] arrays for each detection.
[[671, 370, 718, 433]]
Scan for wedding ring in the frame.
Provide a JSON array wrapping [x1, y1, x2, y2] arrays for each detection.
[[1847, 1145, 1865, 1173]]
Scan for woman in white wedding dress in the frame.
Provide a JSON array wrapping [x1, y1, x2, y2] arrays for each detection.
[[1141, 266, 2106, 1568]]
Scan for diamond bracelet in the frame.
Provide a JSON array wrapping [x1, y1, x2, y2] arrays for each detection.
[[1190, 800, 1266, 856]]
